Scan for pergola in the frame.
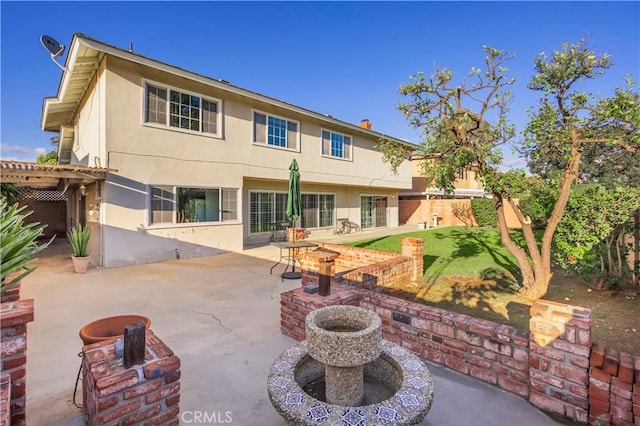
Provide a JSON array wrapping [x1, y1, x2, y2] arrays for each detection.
[[0, 160, 113, 192]]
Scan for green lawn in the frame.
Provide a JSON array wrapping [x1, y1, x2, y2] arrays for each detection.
[[346, 226, 538, 285], [345, 226, 542, 329]]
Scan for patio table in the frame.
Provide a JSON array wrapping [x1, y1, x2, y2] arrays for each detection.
[[269, 240, 318, 280]]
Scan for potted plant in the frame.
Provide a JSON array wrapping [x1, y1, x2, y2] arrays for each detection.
[[0, 199, 51, 303], [67, 223, 91, 273]]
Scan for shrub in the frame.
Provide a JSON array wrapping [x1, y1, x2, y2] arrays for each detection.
[[471, 198, 497, 227], [1, 199, 51, 295]]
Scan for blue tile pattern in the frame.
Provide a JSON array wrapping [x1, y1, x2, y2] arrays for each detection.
[[341, 408, 365, 426], [396, 391, 423, 410], [375, 405, 400, 424], [407, 376, 430, 391], [307, 404, 331, 422], [283, 392, 305, 408], [404, 359, 425, 371]]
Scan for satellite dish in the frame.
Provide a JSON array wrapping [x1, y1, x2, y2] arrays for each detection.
[[41, 35, 64, 57], [40, 35, 67, 71]]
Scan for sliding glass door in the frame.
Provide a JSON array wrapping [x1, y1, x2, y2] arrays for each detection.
[[361, 195, 388, 229]]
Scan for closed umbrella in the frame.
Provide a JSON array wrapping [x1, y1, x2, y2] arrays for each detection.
[[285, 159, 301, 239], [283, 159, 302, 279]]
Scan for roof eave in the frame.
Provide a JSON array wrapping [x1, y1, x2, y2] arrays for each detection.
[[42, 34, 415, 148]]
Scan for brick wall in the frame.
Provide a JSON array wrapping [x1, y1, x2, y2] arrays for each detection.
[[82, 330, 181, 425], [280, 285, 631, 425], [399, 198, 522, 228], [300, 239, 422, 290], [529, 300, 592, 423], [0, 281, 21, 304], [360, 290, 531, 397], [588, 343, 640, 425], [0, 298, 34, 426], [280, 286, 361, 342]]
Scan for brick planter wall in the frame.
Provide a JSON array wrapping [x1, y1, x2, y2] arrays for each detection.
[[0, 298, 34, 426], [360, 289, 530, 397], [82, 330, 181, 425], [0, 281, 21, 304], [588, 343, 640, 425], [300, 239, 423, 290]]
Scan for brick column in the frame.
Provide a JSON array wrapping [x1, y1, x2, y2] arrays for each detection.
[[0, 281, 21, 304], [82, 330, 181, 425], [401, 237, 424, 283], [0, 298, 34, 426], [588, 343, 639, 425], [529, 300, 591, 423]]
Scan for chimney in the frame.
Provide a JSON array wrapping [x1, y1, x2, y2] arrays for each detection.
[[358, 119, 372, 130]]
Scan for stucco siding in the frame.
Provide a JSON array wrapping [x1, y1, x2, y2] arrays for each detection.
[[102, 56, 411, 189], [70, 63, 106, 167]]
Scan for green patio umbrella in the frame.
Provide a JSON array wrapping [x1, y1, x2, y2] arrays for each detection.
[[285, 159, 301, 241]]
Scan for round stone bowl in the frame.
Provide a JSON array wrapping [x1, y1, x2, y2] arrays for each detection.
[[267, 340, 434, 425], [79, 314, 151, 345], [305, 305, 382, 367]]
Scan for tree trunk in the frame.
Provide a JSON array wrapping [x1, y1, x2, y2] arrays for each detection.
[[605, 235, 614, 275], [615, 228, 624, 276], [493, 193, 546, 299]]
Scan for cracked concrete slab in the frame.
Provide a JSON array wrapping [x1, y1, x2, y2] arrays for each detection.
[[21, 237, 559, 425]]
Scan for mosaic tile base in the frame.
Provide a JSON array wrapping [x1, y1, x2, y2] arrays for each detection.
[[267, 339, 434, 425]]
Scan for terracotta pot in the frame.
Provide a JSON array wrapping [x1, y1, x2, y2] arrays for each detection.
[[79, 314, 152, 345], [71, 255, 91, 274]]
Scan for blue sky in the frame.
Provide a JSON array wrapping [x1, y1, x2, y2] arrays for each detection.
[[1, 1, 638, 170]]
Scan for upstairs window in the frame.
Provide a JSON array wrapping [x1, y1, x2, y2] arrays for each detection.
[[457, 167, 469, 180], [253, 111, 299, 150], [145, 82, 221, 137], [322, 130, 352, 160]]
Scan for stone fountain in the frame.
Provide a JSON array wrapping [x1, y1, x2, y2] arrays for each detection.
[[268, 305, 434, 425]]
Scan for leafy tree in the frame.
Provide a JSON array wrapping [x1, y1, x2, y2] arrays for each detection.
[[554, 185, 639, 282], [36, 150, 57, 164], [382, 40, 639, 299], [518, 178, 559, 230], [36, 134, 60, 164]]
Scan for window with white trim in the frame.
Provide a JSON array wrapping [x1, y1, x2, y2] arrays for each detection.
[[253, 111, 299, 150], [301, 193, 335, 228], [144, 82, 221, 136], [150, 186, 237, 224], [249, 191, 335, 233], [249, 192, 288, 233], [322, 130, 352, 160]]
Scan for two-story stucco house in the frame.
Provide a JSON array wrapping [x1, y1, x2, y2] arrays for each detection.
[[40, 34, 414, 268]]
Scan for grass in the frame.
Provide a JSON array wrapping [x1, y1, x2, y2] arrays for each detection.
[[346, 226, 640, 354], [347, 226, 538, 286]]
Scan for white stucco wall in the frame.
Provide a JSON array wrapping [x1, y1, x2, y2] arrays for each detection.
[[80, 55, 410, 267]]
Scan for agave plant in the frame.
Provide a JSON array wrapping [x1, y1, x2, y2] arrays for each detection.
[[67, 223, 90, 257], [0, 199, 52, 295]]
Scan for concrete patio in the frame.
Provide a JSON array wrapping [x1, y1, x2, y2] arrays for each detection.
[[20, 227, 560, 425]]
